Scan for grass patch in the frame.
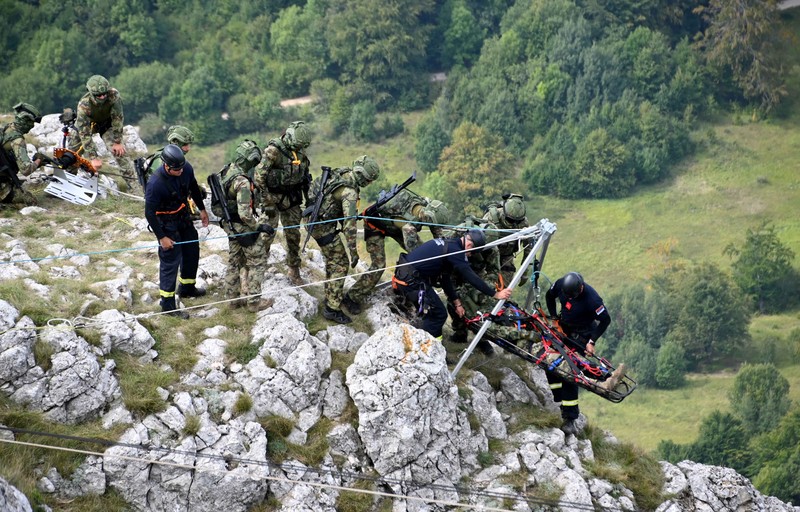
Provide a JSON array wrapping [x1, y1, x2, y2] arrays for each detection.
[[477, 451, 493, 468], [584, 424, 665, 511], [259, 415, 332, 466], [335, 478, 376, 512], [0, 401, 128, 509], [225, 330, 261, 365], [505, 404, 562, 435], [113, 352, 176, 417], [32, 340, 55, 372], [233, 393, 253, 416], [183, 414, 201, 437]]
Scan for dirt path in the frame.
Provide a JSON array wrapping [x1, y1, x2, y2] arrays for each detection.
[[780, 0, 800, 9]]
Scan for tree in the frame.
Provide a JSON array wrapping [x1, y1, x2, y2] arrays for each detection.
[[729, 363, 790, 435], [113, 62, 176, 122], [664, 263, 751, 368], [414, 101, 453, 173], [325, 0, 435, 104], [436, 121, 517, 216], [613, 332, 658, 388], [724, 223, 796, 314], [688, 410, 751, 474], [270, 4, 328, 97], [655, 340, 687, 389], [698, 0, 786, 111], [567, 127, 633, 198], [441, 0, 485, 68], [349, 100, 378, 141], [750, 409, 800, 503]]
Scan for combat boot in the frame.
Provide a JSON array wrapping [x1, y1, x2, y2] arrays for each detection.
[[247, 298, 275, 313], [341, 294, 362, 315], [448, 330, 468, 344], [160, 297, 189, 319], [178, 283, 207, 298], [561, 419, 579, 436], [287, 266, 302, 285], [323, 303, 351, 324], [228, 298, 246, 310], [478, 340, 495, 357], [599, 363, 627, 392]]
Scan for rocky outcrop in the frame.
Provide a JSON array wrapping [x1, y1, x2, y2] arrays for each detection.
[[0, 477, 33, 512], [0, 302, 121, 424]]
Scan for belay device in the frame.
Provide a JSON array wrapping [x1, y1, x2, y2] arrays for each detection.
[[44, 108, 99, 205]]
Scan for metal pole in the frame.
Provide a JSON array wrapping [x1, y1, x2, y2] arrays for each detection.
[[450, 219, 557, 378]]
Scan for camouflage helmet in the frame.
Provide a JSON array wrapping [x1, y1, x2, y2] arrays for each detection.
[[167, 125, 195, 146], [421, 199, 450, 227], [235, 139, 262, 170], [352, 155, 380, 187], [13, 102, 42, 123], [13, 102, 41, 131], [502, 193, 526, 223], [283, 121, 311, 150], [86, 75, 110, 95]]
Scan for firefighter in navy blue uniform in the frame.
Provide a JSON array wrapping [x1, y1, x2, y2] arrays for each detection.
[[392, 229, 513, 339], [144, 144, 209, 318], [545, 271, 612, 435]]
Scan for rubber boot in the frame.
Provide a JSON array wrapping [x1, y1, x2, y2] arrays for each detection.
[[161, 297, 189, 319], [178, 283, 207, 298]]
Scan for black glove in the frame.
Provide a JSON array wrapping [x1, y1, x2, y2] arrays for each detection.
[[33, 152, 52, 164], [257, 223, 275, 236]]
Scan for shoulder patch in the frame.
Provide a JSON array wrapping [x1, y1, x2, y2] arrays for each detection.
[[595, 305, 606, 315]]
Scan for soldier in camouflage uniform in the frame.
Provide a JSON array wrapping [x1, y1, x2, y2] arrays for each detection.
[[483, 194, 533, 288], [142, 125, 196, 178], [1, 103, 43, 206], [254, 121, 312, 284], [343, 189, 450, 314], [305, 155, 380, 324], [214, 140, 275, 312], [444, 217, 504, 355], [69, 75, 135, 189]]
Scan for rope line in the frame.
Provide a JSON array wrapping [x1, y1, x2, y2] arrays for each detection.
[[0, 214, 519, 266], [0, 426, 608, 511], [0, 226, 539, 334]]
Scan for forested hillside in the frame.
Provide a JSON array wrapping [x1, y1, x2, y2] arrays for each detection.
[[3, 0, 800, 506]]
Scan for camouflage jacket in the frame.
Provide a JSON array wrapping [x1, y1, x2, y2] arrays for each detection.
[[254, 137, 310, 194], [75, 89, 125, 158], [222, 164, 259, 230], [1, 123, 35, 176], [483, 205, 531, 269], [306, 168, 359, 252]]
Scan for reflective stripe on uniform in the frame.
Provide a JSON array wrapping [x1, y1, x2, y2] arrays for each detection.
[[160, 290, 176, 298], [550, 383, 562, 390], [562, 399, 579, 407], [178, 277, 196, 285]]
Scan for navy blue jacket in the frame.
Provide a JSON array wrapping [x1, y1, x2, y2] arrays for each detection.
[[546, 277, 611, 341], [144, 163, 205, 240], [406, 237, 496, 301]]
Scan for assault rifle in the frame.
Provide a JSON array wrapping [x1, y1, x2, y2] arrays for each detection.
[[134, 157, 148, 190], [301, 165, 332, 253], [207, 169, 235, 232], [360, 171, 417, 219]]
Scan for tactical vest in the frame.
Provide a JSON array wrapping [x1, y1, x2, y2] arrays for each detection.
[[306, 168, 351, 221], [213, 164, 256, 224], [378, 189, 426, 223], [0, 124, 23, 175], [263, 138, 310, 192]]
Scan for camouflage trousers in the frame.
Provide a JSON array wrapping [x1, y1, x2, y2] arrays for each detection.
[[348, 232, 401, 303], [319, 235, 349, 310], [68, 129, 135, 185], [224, 225, 268, 305], [0, 180, 37, 206], [261, 192, 302, 269]]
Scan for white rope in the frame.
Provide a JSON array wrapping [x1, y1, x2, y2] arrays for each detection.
[[0, 438, 519, 512]]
